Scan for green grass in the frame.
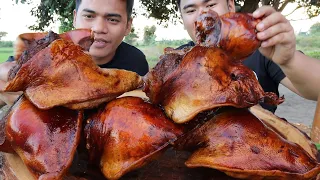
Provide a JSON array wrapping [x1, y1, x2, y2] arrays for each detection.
[[138, 44, 169, 68], [0, 47, 13, 63]]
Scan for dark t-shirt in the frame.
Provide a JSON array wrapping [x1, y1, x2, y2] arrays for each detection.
[[98, 42, 149, 76], [177, 41, 285, 113]]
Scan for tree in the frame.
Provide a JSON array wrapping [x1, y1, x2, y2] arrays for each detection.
[[15, 0, 320, 31], [124, 27, 139, 45], [0, 32, 8, 41], [143, 25, 157, 45], [15, 0, 75, 32], [309, 22, 320, 35]]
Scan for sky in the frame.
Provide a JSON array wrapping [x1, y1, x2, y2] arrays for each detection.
[[0, 0, 319, 41]]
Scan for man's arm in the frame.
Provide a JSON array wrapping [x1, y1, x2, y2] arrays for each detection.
[[280, 77, 301, 97], [280, 51, 320, 100], [253, 6, 320, 100], [0, 61, 21, 105]]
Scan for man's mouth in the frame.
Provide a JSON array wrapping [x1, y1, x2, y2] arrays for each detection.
[[93, 38, 110, 48]]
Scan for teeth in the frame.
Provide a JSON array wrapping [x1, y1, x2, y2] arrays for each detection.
[[94, 39, 107, 43]]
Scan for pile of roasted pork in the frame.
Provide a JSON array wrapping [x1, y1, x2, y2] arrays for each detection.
[[0, 10, 319, 180]]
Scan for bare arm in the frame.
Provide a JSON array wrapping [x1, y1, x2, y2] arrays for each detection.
[[279, 76, 302, 97], [280, 51, 320, 100], [252, 6, 319, 100]]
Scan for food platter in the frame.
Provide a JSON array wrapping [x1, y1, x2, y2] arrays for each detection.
[[0, 94, 317, 180], [1, 11, 320, 180]]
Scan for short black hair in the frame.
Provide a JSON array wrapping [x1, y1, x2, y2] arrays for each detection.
[[75, 0, 134, 19]]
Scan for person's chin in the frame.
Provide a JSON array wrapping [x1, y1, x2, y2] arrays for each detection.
[[90, 48, 110, 57]]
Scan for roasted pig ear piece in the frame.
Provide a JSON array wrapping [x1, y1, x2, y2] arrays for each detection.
[[4, 39, 142, 110], [179, 108, 320, 179], [196, 10, 261, 60], [14, 32, 48, 60], [85, 96, 184, 180], [144, 46, 281, 124], [249, 105, 318, 160], [59, 29, 94, 51], [0, 96, 24, 154], [14, 29, 93, 61], [163, 47, 190, 56], [5, 95, 83, 179]]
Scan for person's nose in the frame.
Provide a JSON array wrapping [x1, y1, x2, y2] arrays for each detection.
[[91, 17, 108, 34], [199, 6, 210, 14]]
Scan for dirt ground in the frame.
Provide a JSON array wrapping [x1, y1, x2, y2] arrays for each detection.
[[275, 84, 317, 127]]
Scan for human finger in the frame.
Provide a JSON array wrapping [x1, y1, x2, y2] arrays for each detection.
[[260, 31, 294, 47], [257, 21, 292, 41], [252, 6, 276, 19], [255, 11, 288, 32]]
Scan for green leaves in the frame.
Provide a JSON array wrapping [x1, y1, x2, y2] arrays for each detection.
[[13, 0, 320, 31]]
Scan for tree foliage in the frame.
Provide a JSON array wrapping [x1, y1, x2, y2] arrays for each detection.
[[14, 0, 320, 32], [15, 0, 75, 32], [309, 22, 320, 35], [124, 27, 139, 45], [143, 25, 157, 45], [0, 32, 8, 41]]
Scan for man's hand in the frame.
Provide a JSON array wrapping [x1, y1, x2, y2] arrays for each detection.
[[0, 61, 16, 82], [0, 61, 21, 106], [253, 6, 296, 66]]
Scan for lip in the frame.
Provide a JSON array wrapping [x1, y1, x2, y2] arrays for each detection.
[[92, 38, 111, 48]]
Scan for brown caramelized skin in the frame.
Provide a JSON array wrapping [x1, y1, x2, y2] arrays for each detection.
[[3, 39, 142, 110], [85, 96, 184, 179], [176, 108, 320, 179], [5, 96, 83, 179], [196, 10, 261, 60], [143, 10, 282, 124], [13, 29, 93, 61], [144, 46, 283, 124]]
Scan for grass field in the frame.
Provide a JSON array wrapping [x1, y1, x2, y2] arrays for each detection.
[[137, 44, 170, 68], [0, 47, 13, 63]]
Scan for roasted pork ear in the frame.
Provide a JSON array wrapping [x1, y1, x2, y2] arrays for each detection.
[[143, 51, 184, 105], [9, 29, 93, 82], [250, 105, 319, 160], [144, 46, 282, 124], [177, 108, 320, 179], [4, 39, 142, 110], [14, 29, 93, 61], [5, 96, 83, 179], [196, 10, 261, 60], [85, 96, 184, 180]]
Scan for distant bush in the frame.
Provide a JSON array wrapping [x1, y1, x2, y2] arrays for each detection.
[[296, 35, 320, 48], [296, 34, 320, 60], [156, 39, 191, 48], [0, 41, 13, 48], [306, 51, 320, 59]]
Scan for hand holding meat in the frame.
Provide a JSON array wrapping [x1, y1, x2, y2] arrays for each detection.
[[253, 6, 296, 66]]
